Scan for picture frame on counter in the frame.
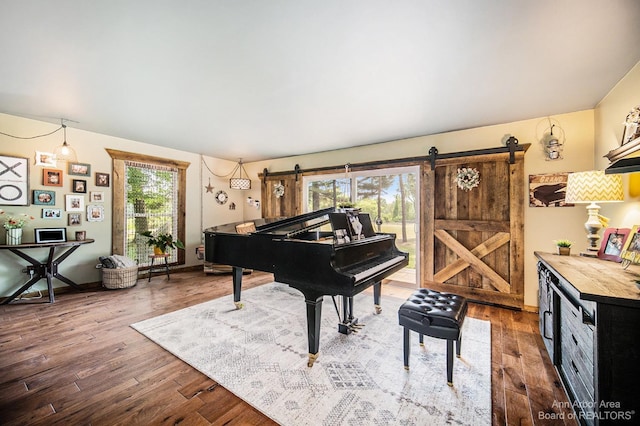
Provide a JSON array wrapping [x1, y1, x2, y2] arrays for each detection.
[[597, 227, 630, 262], [620, 225, 640, 268], [34, 227, 66, 243]]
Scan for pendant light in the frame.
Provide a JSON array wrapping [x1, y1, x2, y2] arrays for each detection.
[[229, 158, 251, 190], [53, 121, 77, 163]]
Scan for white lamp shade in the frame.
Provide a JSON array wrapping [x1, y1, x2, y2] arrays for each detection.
[[229, 177, 251, 190], [565, 170, 624, 203]]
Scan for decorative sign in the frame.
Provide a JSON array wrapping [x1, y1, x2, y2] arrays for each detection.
[[529, 173, 573, 207], [0, 155, 29, 206]]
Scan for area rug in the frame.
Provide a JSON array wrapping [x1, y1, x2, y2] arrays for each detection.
[[131, 282, 491, 425]]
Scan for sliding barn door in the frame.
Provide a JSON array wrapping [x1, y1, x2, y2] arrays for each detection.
[[260, 174, 300, 219], [421, 151, 525, 308]]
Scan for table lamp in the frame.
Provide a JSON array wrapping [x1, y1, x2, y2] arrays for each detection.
[[564, 170, 624, 257]]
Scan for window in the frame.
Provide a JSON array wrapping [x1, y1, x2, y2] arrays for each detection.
[[303, 166, 419, 279], [307, 177, 352, 211], [107, 149, 189, 267]]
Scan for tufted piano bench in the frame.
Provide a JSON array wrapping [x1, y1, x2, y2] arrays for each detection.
[[398, 288, 468, 386]]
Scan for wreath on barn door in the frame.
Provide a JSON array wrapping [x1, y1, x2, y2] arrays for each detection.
[[455, 167, 480, 191], [274, 182, 285, 198]]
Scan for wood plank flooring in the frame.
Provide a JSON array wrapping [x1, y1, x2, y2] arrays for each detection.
[[0, 270, 576, 425]]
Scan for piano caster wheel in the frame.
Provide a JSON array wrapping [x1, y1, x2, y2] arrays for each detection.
[[234, 302, 244, 309], [374, 305, 382, 315], [308, 353, 319, 367]]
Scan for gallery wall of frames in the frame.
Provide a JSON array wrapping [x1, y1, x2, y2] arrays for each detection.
[[0, 152, 110, 243]]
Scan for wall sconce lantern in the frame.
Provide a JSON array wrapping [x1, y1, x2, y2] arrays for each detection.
[[542, 124, 564, 161]]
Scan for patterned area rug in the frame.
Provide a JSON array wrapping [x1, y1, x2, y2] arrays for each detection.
[[131, 282, 491, 425]]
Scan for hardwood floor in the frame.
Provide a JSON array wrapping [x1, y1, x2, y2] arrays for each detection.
[[0, 270, 576, 425]]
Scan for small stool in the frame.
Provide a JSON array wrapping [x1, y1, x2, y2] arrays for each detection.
[[148, 254, 171, 282], [398, 288, 468, 386]]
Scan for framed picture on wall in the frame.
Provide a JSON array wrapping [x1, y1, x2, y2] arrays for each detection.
[[72, 179, 87, 193], [68, 212, 82, 226], [95, 172, 110, 187], [597, 228, 630, 262], [0, 155, 29, 206], [65, 194, 84, 212], [89, 191, 104, 202], [35, 151, 56, 167], [33, 189, 55, 205], [68, 162, 91, 176], [87, 204, 104, 222], [42, 168, 63, 187], [42, 208, 62, 219]]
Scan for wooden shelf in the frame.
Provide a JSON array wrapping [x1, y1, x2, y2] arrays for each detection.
[[604, 136, 640, 162]]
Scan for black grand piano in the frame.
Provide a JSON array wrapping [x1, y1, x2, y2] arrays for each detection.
[[203, 207, 409, 366]]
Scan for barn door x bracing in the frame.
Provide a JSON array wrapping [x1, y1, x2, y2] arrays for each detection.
[[421, 150, 526, 309]]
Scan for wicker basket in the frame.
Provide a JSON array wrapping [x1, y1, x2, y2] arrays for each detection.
[[102, 265, 139, 289]]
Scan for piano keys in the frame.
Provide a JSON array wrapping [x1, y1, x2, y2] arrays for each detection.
[[204, 207, 409, 366]]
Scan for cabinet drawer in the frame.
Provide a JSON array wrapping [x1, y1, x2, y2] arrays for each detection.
[[560, 357, 596, 426], [560, 325, 594, 396], [560, 297, 594, 365]]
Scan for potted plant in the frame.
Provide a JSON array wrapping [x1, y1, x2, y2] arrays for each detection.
[[140, 231, 185, 254], [554, 239, 573, 256]]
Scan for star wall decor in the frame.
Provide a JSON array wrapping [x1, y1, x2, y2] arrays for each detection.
[[205, 178, 214, 193]]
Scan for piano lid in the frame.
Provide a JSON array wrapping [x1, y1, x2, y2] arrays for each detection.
[[255, 207, 334, 237]]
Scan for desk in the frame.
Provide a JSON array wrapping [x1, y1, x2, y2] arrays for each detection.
[[0, 239, 95, 304]]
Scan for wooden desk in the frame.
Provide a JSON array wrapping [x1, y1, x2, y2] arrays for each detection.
[[0, 239, 95, 304]]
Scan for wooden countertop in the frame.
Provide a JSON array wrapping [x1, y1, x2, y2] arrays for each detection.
[[535, 251, 640, 308]]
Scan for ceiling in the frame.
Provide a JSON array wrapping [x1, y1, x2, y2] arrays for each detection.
[[1, 1, 640, 162]]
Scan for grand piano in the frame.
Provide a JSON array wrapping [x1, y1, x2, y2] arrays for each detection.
[[203, 207, 409, 366]]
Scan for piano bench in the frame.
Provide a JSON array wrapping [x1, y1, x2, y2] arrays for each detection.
[[398, 288, 468, 386]]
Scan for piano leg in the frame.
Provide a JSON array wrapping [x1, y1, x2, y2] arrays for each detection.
[[305, 295, 323, 367], [373, 281, 382, 314], [232, 267, 244, 309]]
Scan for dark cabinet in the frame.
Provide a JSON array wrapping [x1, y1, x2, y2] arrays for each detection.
[[535, 253, 640, 426]]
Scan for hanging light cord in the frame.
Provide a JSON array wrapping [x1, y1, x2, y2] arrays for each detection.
[[0, 125, 64, 139], [201, 157, 246, 179]]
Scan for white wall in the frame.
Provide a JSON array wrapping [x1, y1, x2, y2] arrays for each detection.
[[244, 110, 595, 308], [4, 59, 638, 305], [0, 113, 241, 298], [595, 61, 640, 227]]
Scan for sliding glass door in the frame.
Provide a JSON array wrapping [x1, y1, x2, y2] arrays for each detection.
[[303, 166, 419, 284]]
